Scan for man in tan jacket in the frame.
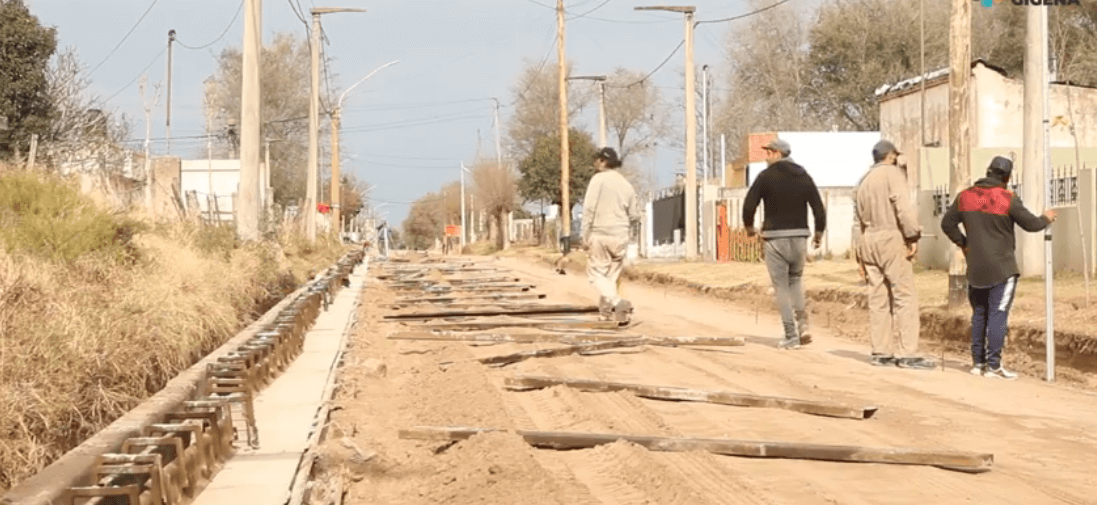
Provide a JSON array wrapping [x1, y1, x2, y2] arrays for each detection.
[[853, 140, 934, 369], [581, 147, 640, 323]]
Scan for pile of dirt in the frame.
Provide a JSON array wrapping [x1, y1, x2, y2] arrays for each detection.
[[418, 431, 572, 505]]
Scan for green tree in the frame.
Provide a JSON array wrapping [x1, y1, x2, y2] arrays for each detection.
[[0, 0, 58, 159], [517, 128, 598, 212]]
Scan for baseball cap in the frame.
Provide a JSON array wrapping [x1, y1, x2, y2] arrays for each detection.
[[762, 138, 791, 157], [987, 156, 1013, 177], [872, 140, 901, 161], [595, 147, 622, 168]]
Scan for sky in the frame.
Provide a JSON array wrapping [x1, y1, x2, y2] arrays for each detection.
[[27, 0, 823, 226]]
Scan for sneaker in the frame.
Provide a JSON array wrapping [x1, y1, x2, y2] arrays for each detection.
[[777, 337, 801, 350], [970, 363, 986, 376], [896, 357, 937, 370], [985, 366, 1018, 380], [870, 355, 896, 366]]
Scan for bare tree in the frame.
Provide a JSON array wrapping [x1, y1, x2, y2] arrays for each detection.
[[470, 157, 518, 250], [203, 32, 335, 206], [604, 67, 671, 164], [41, 47, 132, 174], [506, 58, 593, 161]]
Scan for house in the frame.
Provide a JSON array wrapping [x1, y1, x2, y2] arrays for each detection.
[[876, 60, 1097, 274]]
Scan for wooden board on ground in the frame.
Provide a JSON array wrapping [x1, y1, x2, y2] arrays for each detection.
[[442, 339, 647, 367], [382, 305, 599, 320], [392, 293, 547, 304], [504, 376, 875, 420], [388, 332, 745, 347], [398, 427, 993, 473], [408, 319, 624, 331]]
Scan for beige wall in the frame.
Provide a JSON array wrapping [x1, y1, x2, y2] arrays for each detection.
[[880, 62, 1097, 193], [918, 147, 1097, 275]]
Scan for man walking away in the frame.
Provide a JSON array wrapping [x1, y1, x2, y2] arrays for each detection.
[[581, 148, 640, 323], [940, 156, 1056, 379], [742, 138, 826, 350], [853, 140, 932, 369]]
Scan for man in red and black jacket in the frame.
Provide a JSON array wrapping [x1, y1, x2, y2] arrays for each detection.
[[940, 156, 1057, 380]]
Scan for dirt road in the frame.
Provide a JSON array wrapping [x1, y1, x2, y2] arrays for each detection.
[[326, 254, 1097, 505]]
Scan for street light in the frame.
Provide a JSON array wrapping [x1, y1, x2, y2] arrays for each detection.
[[330, 60, 399, 230], [567, 75, 608, 148], [307, 6, 366, 243], [635, 5, 698, 260]]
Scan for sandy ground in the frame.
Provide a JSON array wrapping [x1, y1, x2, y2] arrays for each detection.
[[326, 254, 1097, 505]]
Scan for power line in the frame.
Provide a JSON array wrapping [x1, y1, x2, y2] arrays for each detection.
[[607, 39, 684, 89], [88, 0, 161, 76], [567, 0, 612, 20], [176, 0, 245, 50], [511, 29, 560, 107], [104, 46, 168, 102], [696, 0, 795, 25], [341, 111, 494, 134]]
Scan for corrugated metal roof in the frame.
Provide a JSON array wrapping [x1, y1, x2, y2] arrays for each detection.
[[874, 60, 1008, 99]]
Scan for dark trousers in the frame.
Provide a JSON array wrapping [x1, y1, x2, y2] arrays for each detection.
[[968, 275, 1018, 369]]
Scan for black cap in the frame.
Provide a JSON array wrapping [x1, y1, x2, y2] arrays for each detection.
[[595, 147, 622, 168], [872, 140, 900, 161], [988, 156, 1013, 177]]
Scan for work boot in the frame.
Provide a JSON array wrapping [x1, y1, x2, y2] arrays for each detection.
[[795, 310, 812, 345], [612, 299, 634, 324], [598, 297, 614, 321]]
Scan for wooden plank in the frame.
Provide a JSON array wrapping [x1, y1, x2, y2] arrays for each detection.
[[504, 376, 875, 420], [398, 427, 993, 473], [388, 332, 745, 347], [383, 305, 599, 320], [409, 320, 623, 331], [392, 293, 546, 304], [446, 340, 647, 367]]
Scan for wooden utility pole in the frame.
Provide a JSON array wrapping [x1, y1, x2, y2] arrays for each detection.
[[306, 10, 322, 242], [331, 108, 342, 230], [682, 9, 698, 260], [238, 0, 262, 241], [557, 0, 571, 240], [1021, 7, 1048, 278], [947, 0, 971, 309]]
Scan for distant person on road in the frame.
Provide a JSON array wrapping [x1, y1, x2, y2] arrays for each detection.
[[853, 140, 933, 369], [742, 138, 826, 350], [940, 156, 1057, 380], [581, 147, 640, 323]]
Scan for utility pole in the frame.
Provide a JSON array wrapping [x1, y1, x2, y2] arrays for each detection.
[[331, 107, 342, 232], [237, 0, 262, 240], [460, 162, 469, 249], [568, 76, 608, 148], [329, 60, 397, 237], [263, 138, 271, 217], [1022, 5, 1054, 380], [1021, 7, 1048, 279], [702, 64, 709, 182], [307, 7, 366, 242], [720, 134, 726, 186], [306, 10, 322, 242], [636, 5, 698, 259], [557, 0, 571, 240], [166, 29, 175, 156], [492, 96, 504, 246], [947, 0, 971, 309]]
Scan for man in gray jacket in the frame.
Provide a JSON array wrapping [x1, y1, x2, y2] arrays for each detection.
[[581, 147, 640, 323]]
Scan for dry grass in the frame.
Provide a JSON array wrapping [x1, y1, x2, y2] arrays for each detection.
[[0, 169, 347, 490]]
